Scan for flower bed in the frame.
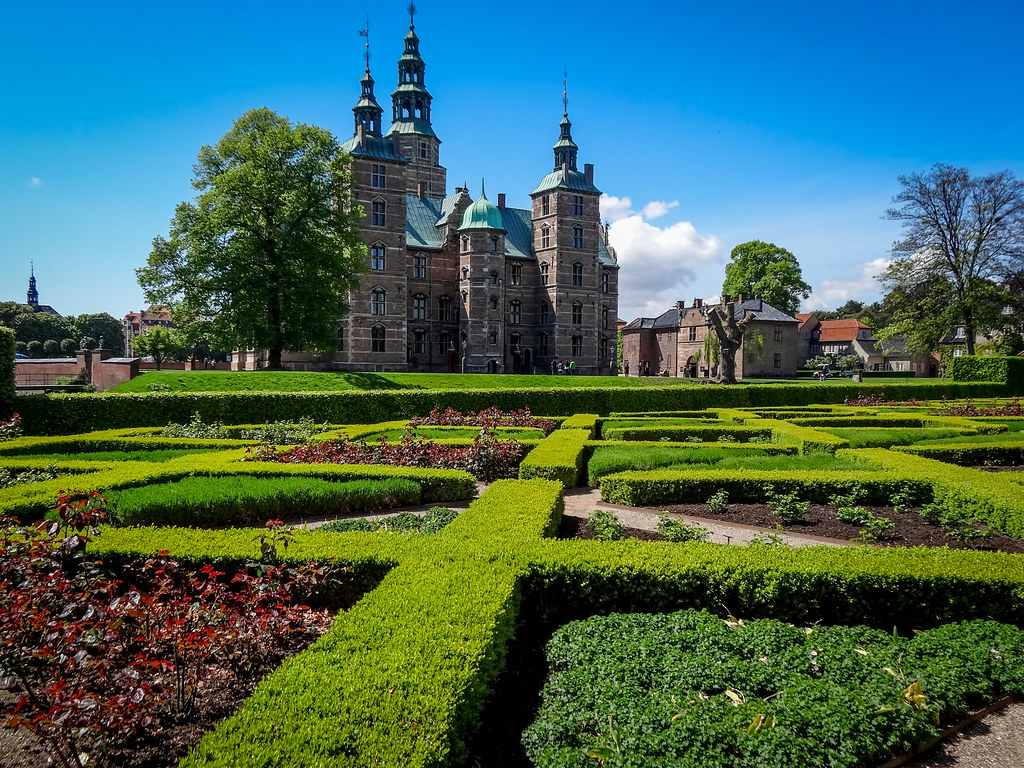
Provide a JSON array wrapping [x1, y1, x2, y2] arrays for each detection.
[[247, 428, 525, 482]]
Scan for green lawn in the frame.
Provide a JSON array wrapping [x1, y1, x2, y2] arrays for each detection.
[[107, 370, 713, 393]]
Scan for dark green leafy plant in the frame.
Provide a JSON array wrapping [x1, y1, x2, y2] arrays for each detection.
[[657, 515, 711, 543], [707, 489, 729, 514], [523, 609, 1024, 768], [588, 509, 625, 541]]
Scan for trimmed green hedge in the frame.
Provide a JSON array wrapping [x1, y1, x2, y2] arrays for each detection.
[[10, 462, 1024, 767], [15, 380, 1014, 435], [0, 326, 14, 419], [948, 355, 1024, 393], [107, 476, 422, 526], [601, 425, 771, 442], [895, 442, 1024, 467], [519, 429, 592, 487]]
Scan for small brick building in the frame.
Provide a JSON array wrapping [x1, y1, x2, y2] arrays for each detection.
[[622, 296, 801, 379]]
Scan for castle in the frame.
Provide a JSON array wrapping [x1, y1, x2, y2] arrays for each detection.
[[282, 10, 619, 374]]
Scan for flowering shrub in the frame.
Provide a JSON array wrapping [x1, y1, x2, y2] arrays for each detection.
[[246, 428, 525, 482], [411, 405, 557, 435], [934, 397, 1024, 417], [0, 412, 21, 441], [0, 494, 330, 768]]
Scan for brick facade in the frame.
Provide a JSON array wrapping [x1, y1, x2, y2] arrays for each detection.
[[281, 18, 618, 375], [622, 297, 801, 379]]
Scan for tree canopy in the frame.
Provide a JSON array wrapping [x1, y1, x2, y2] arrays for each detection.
[[721, 240, 811, 316], [881, 164, 1024, 355], [132, 327, 182, 370], [137, 108, 367, 369]]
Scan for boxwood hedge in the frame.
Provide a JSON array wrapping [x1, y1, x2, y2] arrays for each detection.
[[14, 380, 1014, 435]]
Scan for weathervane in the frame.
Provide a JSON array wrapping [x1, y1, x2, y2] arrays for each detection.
[[562, 69, 569, 115], [358, 17, 370, 71], [408, 2, 416, 27]]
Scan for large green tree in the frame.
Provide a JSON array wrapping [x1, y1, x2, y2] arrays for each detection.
[[721, 240, 811, 316], [70, 313, 125, 355], [137, 108, 367, 369], [882, 164, 1024, 355], [132, 327, 182, 370]]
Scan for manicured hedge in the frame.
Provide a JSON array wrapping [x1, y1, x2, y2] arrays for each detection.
[[15, 380, 1013, 435], [598, 468, 926, 506], [895, 442, 1024, 467], [10, 457, 1024, 768], [756, 419, 850, 454], [107, 475, 423, 526], [519, 428, 591, 487], [0, 326, 14, 419], [948, 355, 1024, 393], [601, 425, 772, 442]]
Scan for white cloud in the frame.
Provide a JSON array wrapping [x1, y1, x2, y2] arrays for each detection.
[[802, 257, 890, 311], [600, 194, 634, 223], [640, 200, 679, 220], [601, 194, 723, 321], [28, 177, 41, 188]]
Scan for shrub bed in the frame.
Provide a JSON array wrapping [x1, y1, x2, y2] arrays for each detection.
[[523, 609, 1024, 768]]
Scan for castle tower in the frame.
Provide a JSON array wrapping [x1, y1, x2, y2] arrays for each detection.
[[335, 21, 410, 371], [457, 184, 507, 372], [529, 82, 610, 372], [385, 3, 446, 197]]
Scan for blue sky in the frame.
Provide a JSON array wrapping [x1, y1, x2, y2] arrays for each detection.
[[2, 0, 1023, 323]]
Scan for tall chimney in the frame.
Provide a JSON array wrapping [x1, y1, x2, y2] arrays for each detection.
[[584, 163, 594, 186], [498, 193, 505, 209], [417, 182, 424, 198], [694, 298, 702, 308]]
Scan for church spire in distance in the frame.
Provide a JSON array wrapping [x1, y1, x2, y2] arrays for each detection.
[[553, 70, 579, 171]]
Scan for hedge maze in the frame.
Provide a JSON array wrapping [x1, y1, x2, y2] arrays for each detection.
[[3, 391, 1024, 766]]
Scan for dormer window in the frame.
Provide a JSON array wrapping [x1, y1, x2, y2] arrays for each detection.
[[955, 325, 966, 338]]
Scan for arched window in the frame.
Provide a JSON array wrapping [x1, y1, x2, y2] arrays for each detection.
[[539, 301, 549, 324], [371, 287, 386, 315], [510, 333, 522, 351], [370, 243, 386, 271], [602, 272, 609, 293], [371, 199, 386, 226], [510, 300, 522, 325], [489, 296, 498, 310], [412, 329, 427, 355], [540, 262, 550, 285], [572, 262, 583, 286], [541, 226, 550, 248], [461, 237, 469, 253], [438, 295, 453, 322], [510, 263, 522, 285], [489, 331, 497, 346], [572, 334, 583, 357], [412, 294, 427, 320], [572, 301, 583, 325], [371, 324, 386, 352], [572, 227, 583, 248]]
